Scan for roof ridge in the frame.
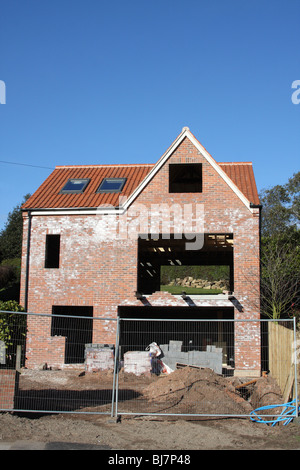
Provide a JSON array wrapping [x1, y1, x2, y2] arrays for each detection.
[[218, 161, 253, 165], [55, 163, 155, 169]]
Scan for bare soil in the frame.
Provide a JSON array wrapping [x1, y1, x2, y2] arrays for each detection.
[[1, 366, 300, 450]]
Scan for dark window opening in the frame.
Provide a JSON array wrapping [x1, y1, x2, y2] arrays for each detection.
[[51, 306, 93, 364], [169, 163, 202, 193], [97, 177, 127, 193], [45, 234, 60, 268], [60, 178, 90, 193]]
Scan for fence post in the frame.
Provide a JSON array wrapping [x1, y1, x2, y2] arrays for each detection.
[[111, 316, 120, 418], [293, 316, 299, 417], [16, 345, 22, 371]]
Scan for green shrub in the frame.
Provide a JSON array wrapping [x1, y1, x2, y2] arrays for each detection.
[[0, 300, 26, 357]]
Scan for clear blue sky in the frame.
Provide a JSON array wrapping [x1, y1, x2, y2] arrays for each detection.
[[0, 0, 299, 230]]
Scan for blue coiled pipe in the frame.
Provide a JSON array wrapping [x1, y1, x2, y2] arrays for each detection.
[[250, 399, 299, 426]]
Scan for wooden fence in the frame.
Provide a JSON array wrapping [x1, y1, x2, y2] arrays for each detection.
[[268, 321, 296, 402]]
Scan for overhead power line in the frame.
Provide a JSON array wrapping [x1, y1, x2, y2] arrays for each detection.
[[0, 160, 54, 170]]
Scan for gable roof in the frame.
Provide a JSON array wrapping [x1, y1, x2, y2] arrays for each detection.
[[22, 127, 259, 213], [123, 127, 259, 212]]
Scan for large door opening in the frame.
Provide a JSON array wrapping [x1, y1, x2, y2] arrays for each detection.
[[118, 306, 234, 372], [51, 306, 93, 364]]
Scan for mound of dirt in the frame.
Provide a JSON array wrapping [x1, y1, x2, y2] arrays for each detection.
[[250, 375, 284, 417], [142, 367, 253, 415]]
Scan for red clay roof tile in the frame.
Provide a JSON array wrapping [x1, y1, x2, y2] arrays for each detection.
[[22, 164, 154, 210], [218, 162, 260, 205]]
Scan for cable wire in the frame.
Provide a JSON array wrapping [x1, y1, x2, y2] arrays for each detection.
[[0, 160, 54, 170]]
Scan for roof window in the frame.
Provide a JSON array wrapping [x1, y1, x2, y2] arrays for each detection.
[[97, 177, 127, 193], [60, 178, 90, 194]]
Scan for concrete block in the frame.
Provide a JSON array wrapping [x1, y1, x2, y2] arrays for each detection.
[[124, 351, 152, 375], [160, 342, 223, 374], [85, 344, 114, 372], [168, 340, 183, 352]]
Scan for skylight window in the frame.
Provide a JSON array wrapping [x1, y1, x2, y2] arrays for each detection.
[[97, 177, 127, 193], [60, 178, 90, 194]]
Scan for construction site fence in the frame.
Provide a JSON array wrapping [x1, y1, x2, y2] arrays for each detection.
[[0, 311, 298, 420]]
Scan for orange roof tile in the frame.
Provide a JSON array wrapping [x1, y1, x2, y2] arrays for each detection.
[[22, 164, 154, 210], [219, 162, 260, 205]]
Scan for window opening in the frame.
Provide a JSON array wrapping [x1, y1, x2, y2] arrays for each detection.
[[137, 234, 233, 295], [169, 163, 202, 193], [60, 178, 90, 193], [51, 306, 93, 364], [45, 234, 60, 268], [97, 177, 127, 193]]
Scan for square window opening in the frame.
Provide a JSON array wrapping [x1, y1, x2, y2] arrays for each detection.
[[169, 163, 202, 193]]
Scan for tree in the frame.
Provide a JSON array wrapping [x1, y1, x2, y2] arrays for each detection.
[[259, 171, 300, 238], [0, 195, 30, 301], [0, 194, 30, 262], [286, 171, 300, 226], [258, 172, 300, 320], [260, 235, 300, 319]]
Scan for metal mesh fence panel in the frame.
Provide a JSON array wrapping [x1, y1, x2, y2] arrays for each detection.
[[114, 318, 299, 419], [0, 310, 117, 415], [0, 311, 298, 420]]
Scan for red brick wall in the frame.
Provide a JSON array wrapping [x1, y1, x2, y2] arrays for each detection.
[[20, 136, 260, 373], [0, 370, 17, 410]]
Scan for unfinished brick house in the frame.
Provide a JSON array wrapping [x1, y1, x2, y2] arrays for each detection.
[[20, 127, 261, 376]]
